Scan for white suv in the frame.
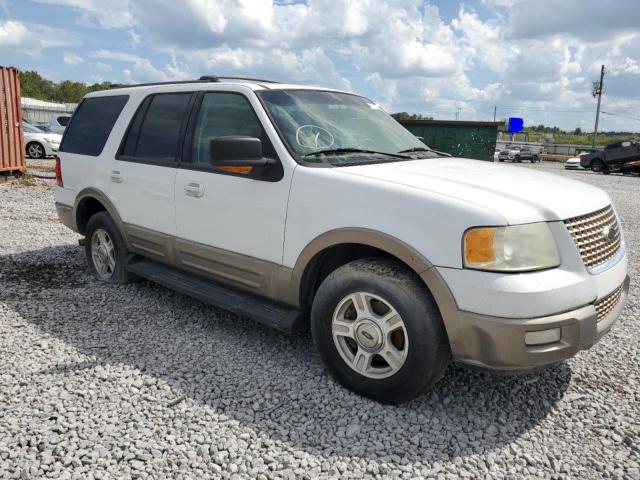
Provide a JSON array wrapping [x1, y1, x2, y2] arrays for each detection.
[[54, 76, 629, 403]]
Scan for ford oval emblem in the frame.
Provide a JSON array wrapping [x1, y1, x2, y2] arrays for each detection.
[[602, 225, 617, 242]]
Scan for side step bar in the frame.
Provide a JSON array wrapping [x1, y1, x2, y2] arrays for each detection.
[[126, 257, 300, 334]]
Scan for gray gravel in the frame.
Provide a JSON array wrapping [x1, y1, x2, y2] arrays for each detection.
[[1, 162, 639, 479]]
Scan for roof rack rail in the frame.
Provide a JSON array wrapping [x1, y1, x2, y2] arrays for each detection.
[[109, 78, 220, 89], [201, 75, 280, 84], [108, 75, 280, 90]]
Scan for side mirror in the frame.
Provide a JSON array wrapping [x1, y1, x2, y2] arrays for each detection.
[[210, 136, 275, 168]]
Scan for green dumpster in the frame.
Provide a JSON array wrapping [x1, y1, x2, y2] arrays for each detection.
[[398, 119, 501, 161]]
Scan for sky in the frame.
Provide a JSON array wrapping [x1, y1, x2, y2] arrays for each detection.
[[1, 0, 639, 132]]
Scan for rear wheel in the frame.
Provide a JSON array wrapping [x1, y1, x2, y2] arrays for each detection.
[[532, 155, 538, 163], [85, 212, 136, 284], [311, 258, 450, 404]]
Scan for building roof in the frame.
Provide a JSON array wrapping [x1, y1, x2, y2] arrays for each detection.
[[398, 119, 503, 127], [21, 97, 76, 109]]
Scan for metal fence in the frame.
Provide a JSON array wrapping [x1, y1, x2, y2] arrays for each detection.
[[22, 103, 76, 126]]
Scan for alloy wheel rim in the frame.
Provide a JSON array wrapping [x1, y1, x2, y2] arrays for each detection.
[[91, 229, 116, 280], [28, 144, 43, 158], [331, 291, 409, 379]]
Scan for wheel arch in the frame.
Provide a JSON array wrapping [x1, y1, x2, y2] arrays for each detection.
[[289, 228, 455, 315], [74, 188, 126, 238]]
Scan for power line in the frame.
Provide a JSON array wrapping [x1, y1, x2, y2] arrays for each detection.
[[497, 106, 595, 113], [601, 111, 640, 122]]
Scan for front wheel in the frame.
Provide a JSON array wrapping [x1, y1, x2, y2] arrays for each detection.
[[26, 142, 45, 159], [532, 155, 538, 163], [311, 258, 450, 404]]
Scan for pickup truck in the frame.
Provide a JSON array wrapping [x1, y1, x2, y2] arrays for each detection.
[[580, 141, 640, 174], [497, 145, 539, 163]]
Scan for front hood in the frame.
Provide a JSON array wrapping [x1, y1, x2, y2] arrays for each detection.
[[44, 134, 62, 143], [336, 157, 611, 224], [26, 133, 61, 143]]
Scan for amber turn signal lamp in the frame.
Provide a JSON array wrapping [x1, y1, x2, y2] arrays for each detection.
[[464, 227, 496, 264]]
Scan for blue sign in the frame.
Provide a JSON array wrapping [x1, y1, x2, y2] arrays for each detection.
[[508, 117, 524, 133]]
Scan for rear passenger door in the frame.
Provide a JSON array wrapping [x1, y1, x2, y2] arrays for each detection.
[[109, 92, 194, 258], [173, 91, 290, 294]]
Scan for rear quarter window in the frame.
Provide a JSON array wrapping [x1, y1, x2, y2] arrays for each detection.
[[60, 95, 129, 156]]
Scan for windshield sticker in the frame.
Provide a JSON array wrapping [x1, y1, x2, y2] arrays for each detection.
[[295, 125, 335, 149]]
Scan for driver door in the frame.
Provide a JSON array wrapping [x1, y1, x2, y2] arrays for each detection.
[[173, 91, 292, 294]]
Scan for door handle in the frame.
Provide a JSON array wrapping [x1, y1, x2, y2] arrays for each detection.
[[110, 170, 123, 183], [184, 182, 204, 198]]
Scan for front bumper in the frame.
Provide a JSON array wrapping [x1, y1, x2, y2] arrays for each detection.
[[450, 275, 630, 370]]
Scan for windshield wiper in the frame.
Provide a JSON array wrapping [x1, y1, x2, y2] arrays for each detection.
[[398, 146, 432, 153], [303, 148, 411, 159], [399, 146, 452, 157]]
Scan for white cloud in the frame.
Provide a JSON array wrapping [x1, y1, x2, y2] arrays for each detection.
[[7, 0, 639, 130], [63, 52, 83, 65], [0, 20, 75, 54]]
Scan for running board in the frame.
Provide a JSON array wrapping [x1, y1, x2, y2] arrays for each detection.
[[126, 257, 300, 334]]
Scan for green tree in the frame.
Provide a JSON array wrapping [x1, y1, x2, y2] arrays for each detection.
[[19, 70, 56, 100], [19, 70, 111, 103]]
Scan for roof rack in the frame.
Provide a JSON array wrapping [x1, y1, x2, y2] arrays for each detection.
[[109, 75, 279, 89], [201, 76, 280, 84]]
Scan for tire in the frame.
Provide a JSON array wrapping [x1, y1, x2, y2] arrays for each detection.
[[532, 155, 538, 163], [26, 142, 45, 159], [591, 159, 605, 173], [514, 155, 521, 163], [311, 258, 450, 404], [84, 211, 136, 284]]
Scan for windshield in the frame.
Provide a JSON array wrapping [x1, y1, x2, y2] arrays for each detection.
[[257, 90, 432, 164], [23, 122, 43, 133]]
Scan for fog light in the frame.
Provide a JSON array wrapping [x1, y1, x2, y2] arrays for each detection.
[[525, 328, 561, 346]]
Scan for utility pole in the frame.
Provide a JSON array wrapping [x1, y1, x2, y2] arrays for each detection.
[[493, 105, 497, 122], [592, 65, 605, 148], [455, 106, 461, 121]]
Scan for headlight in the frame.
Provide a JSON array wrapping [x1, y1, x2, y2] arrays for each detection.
[[463, 223, 560, 272]]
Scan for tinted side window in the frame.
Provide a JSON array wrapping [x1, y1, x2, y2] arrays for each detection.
[[122, 93, 191, 162], [191, 93, 267, 165], [58, 116, 70, 126], [60, 95, 129, 156]]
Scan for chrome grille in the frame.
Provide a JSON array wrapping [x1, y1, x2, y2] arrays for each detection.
[[594, 284, 624, 322], [564, 206, 621, 270]]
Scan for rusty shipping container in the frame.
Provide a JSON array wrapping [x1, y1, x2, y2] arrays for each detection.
[[0, 66, 25, 174]]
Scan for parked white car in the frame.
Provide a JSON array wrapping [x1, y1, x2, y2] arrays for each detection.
[[47, 114, 72, 134], [564, 155, 583, 170], [54, 77, 629, 403], [23, 122, 62, 158]]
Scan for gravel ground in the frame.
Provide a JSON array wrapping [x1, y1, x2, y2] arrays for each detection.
[[0, 162, 638, 479]]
